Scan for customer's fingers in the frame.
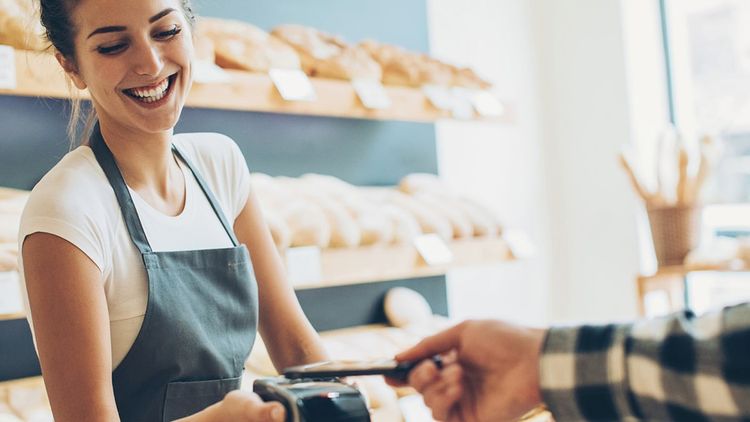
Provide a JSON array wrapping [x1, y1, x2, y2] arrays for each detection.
[[223, 390, 286, 422], [420, 364, 464, 421], [396, 322, 466, 362], [408, 359, 440, 392]]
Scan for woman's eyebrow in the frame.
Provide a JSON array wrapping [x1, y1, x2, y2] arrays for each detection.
[[87, 8, 177, 39], [87, 25, 126, 39], [149, 8, 177, 23]]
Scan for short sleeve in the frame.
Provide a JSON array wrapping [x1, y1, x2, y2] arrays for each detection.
[[226, 139, 251, 219], [18, 152, 114, 275]]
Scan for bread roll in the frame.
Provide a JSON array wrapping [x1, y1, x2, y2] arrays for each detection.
[[398, 173, 446, 195], [453, 66, 492, 90], [198, 18, 300, 72], [278, 199, 331, 248], [0, 0, 46, 50], [385, 191, 452, 241], [309, 197, 361, 248], [384, 287, 432, 328], [413, 191, 473, 239], [455, 197, 501, 236], [380, 204, 421, 244], [272, 25, 381, 81]]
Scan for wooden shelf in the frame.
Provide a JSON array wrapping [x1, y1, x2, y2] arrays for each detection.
[[3, 49, 514, 124], [291, 236, 514, 290]]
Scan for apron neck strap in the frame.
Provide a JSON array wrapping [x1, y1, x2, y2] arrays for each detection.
[[90, 122, 153, 254], [171, 145, 239, 247], [89, 123, 240, 254]]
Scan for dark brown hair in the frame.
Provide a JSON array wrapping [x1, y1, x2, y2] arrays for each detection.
[[37, 0, 196, 145]]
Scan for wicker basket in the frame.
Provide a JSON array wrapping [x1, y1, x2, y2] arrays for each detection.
[[647, 205, 702, 267]]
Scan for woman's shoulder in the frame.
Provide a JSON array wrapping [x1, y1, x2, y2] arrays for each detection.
[[22, 146, 117, 226]]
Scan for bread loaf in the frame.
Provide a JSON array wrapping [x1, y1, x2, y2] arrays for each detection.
[[198, 18, 300, 72], [272, 25, 381, 81], [385, 191, 452, 241], [0, 0, 46, 50], [413, 191, 473, 239]]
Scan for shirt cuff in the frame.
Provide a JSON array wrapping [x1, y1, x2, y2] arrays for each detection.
[[539, 324, 633, 421]]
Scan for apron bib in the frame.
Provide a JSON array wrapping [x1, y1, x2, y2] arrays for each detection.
[[90, 124, 258, 421]]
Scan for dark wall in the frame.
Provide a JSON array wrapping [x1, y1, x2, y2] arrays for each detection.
[[0, 0, 437, 189], [0, 0, 444, 381]]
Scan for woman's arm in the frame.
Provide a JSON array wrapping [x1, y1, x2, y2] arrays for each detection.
[[23, 233, 120, 422], [234, 188, 328, 371]]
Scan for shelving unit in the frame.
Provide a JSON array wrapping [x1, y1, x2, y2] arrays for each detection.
[[2, 49, 514, 124], [0, 236, 514, 321], [292, 236, 514, 289], [636, 264, 750, 316]]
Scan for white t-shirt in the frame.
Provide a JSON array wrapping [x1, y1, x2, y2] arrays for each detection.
[[18, 133, 251, 368]]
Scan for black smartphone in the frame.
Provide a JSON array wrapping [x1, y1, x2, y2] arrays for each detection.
[[283, 356, 442, 382]]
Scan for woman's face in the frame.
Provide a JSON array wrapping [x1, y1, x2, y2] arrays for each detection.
[[67, 0, 193, 135]]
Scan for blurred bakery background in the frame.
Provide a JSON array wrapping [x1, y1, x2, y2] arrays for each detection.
[[1, 0, 749, 420]]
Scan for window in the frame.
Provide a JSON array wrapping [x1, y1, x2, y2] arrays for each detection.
[[661, 0, 750, 314]]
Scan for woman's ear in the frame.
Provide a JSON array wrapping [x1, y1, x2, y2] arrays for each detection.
[[55, 52, 87, 90]]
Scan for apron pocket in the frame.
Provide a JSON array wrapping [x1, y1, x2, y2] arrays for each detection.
[[163, 376, 241, 422]]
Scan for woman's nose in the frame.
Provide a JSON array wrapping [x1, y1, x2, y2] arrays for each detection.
[[132, 42, 164, 77]]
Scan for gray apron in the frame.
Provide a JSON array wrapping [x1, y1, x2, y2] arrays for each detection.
[[90, 124, 259, 421]]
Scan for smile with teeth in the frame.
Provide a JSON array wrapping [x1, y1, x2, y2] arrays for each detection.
[[123, 74, 175, 103]]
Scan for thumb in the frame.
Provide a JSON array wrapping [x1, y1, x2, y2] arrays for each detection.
[[395, 322, 465, 362], [250, 401, 286, 422]]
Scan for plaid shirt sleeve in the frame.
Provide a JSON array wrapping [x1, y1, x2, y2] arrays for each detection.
[[538, 302, 750, 421]]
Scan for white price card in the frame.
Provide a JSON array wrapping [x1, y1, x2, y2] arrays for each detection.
[[503, 229, 535, 259], [285, 246, 322, 287], [0, 45, 17, 90], [414, 234, 453, 266], [451, 87, 476, 120], [269, 68, 316, 102], [352, 78, 391, 109], [471, 90, 505, 117], [422, 84, 455, 111], [192, 60, 230, 84], [0, 271, 23, 316]]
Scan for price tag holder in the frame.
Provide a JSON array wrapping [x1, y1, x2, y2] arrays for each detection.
[[192, 60, 230, 84], [352, 78, 391, 109], [0, 45, 17, 90], [285, 246, 322, 287], [471, 90, 505, 117], [503, 229, 535, 259], [269, 68, 317, 102], [414, 234, 453, 266], [0, 271, 23, 316], [451, 87, 476, 120], [422, 84, 455, 111]]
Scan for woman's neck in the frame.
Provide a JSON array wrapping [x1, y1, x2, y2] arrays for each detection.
[[97, 117, 186, 216]]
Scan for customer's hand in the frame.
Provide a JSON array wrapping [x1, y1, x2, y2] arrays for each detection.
[[392, 320, 546, 422], [178, 390, 286, 422]]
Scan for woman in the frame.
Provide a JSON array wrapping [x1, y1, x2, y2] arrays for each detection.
[[19, 0, 328, 420]]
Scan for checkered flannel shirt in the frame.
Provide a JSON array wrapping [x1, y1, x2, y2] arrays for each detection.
[[539, 302, 750, 421]]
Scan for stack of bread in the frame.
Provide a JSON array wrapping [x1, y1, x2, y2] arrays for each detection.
[[359, 39, 491, 89], [0, 377, 53, 422], [195, 18, 301, 72], [251, 172, 502, 250], [0, 0, 46, 51], [270, 24, 382, 81], [187, 17, 492, 88]]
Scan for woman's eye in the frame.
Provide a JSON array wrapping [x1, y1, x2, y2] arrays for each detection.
[[154, 25, 182, 40], [97, 44, 127, 55]]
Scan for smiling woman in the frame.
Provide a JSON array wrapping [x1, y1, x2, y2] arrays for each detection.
[[18, 0, 329, 421]]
